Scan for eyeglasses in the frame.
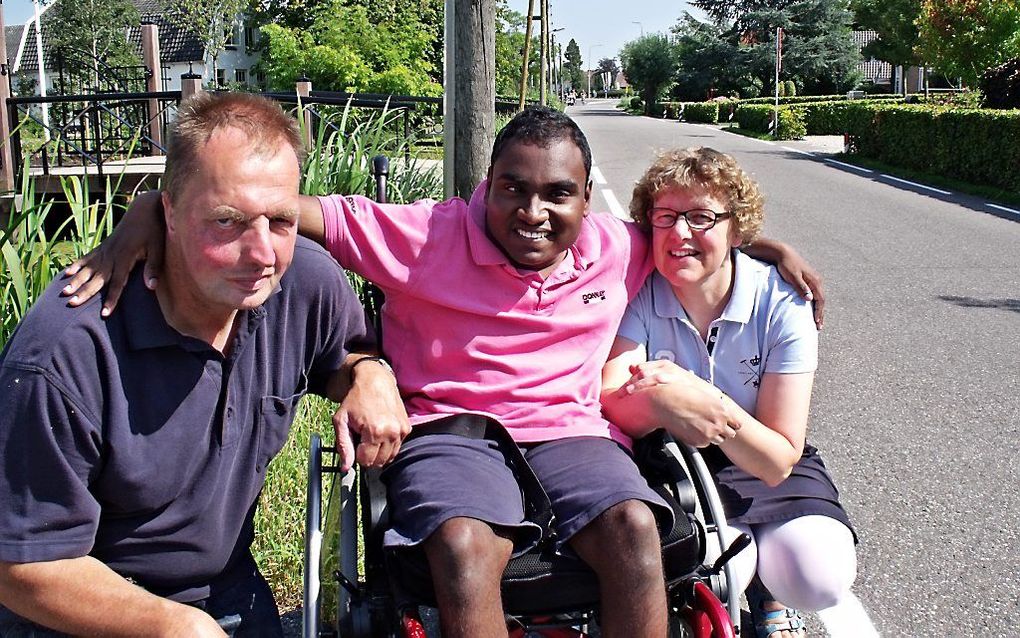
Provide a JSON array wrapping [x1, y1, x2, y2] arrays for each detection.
[[648, 208, 733, 231]]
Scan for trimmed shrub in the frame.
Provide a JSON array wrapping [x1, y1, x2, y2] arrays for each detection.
[[663, 102, 681, 119], [740, 94, 900, 106], [845, 102, 1020, 193], [783, 80, 797, 98], [736, 103, 774, 133], [736, 104, 805, 139], [630, 96, 643, 111], [681, 102, 720, 123]]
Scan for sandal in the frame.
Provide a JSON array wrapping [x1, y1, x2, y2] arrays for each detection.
[[746, 577, 806, 638], [752, 605, 805, 638]]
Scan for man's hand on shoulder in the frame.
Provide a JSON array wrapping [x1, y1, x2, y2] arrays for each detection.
[[332, 356, 409, 472], [61, 190, 166, 317]]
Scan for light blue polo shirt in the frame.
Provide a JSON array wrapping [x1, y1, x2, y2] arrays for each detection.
[[617, 250, 817, 414]]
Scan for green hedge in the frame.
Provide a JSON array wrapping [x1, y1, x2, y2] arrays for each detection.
[[739, 94, 901, 106], [793, 99, 904, 135], [681, 102, 720, 123], [735, 104, 806, 139], [845, 103, 1020, 193]]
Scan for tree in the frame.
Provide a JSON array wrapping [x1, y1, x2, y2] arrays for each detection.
[[916, 0, 1020, 87], [672, 14, 756, 99], [495, 1, 527, 96], [563, 38, 584, 93], [42, 0, 140, 92], [256, 0, 442, 95], [689, 0, 861, 95], [851, 0, 922, 67], [620, 34, 676, 112], [167, 0, 246, 82]]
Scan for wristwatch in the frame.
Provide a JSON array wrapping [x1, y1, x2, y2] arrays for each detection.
[[350, 355, 394, 382]]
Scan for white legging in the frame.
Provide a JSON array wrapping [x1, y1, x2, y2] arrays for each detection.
[[726, 515, 879, 637]]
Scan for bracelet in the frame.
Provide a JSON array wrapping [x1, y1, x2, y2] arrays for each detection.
[[349, 355, 393, 383]]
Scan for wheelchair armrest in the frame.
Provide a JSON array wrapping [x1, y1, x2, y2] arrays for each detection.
[[633, 429, 699, 514]]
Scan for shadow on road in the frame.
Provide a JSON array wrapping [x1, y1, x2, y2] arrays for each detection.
[[938, 295, 1020, 313]]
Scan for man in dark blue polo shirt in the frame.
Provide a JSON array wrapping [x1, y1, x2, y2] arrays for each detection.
[[0, 93, 407, 636]]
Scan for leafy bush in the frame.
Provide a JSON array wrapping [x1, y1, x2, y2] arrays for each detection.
[[783, 80, 797, 98], [793, 99, 904, 135], [681, 102, 720, 123], [739, 94, 901, 105], [845, 102, 1020, 193], [981, 58, 1020, 109], [630, 96, 644, 111], [776, 107, 807, 139], [663, 102, 681, 119]]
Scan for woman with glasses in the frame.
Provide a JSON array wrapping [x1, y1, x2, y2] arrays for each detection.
[[601, 148, 875, 638]]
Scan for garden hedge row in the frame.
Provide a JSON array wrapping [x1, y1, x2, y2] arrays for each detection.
[[844, 103, 1020, 193], [735, 104, 806, 140], [791, 99, 905, 135], [680, 102, 720, 123], [738, 94, 901, 105]]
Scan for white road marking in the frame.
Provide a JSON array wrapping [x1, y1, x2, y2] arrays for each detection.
[[602, 188, 629, 220], [988, 203, 1020, 218], [781, 146, 814, 157], [881, 174, 951, 195], [824, 158, 873, 173], [590, 166, 607, 185]]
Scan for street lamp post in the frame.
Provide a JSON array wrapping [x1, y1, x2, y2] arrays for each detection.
[[551, 27, 564, 101], [632, 21, 643, 36], [587, 43, 601, 97]]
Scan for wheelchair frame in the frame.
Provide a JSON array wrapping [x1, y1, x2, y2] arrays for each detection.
[[301, 157, 747, 638]]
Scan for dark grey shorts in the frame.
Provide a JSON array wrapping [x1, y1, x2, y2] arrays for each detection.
[[381, 434, 673, 554]]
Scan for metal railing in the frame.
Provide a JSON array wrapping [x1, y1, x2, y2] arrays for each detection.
[[6, 90, 181, 183]]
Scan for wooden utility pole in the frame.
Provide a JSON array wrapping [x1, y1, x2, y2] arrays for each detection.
[[446, 0, 495, 199], [0, 0, 16, 193], [539, 0, 548, 105], [518, 0, 535, 111]]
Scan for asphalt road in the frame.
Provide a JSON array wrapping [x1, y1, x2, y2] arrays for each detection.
[[569, 98, 1020, 637]]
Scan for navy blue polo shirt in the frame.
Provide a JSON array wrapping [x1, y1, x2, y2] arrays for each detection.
[[0, 237, 370, 602]]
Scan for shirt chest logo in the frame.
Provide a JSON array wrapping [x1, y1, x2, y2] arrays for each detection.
[[581, 290, 606, 305], [739, 355, 761, 388]]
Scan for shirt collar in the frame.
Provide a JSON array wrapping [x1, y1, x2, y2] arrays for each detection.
[[651, 249, 754, 324], [123, 267, 268, 353], [465, 179, 600, 271]]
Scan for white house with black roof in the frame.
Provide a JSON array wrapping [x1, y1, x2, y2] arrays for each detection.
[[4, 0, 262, 95]]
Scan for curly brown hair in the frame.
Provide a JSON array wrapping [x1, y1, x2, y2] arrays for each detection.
[[630, 147, 764, 245]]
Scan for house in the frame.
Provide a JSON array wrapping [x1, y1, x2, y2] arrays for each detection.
[[852, 30, 892, 88], [4, 0, 262, 96]]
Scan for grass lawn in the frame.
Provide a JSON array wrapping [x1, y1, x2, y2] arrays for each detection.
[[253, 395, 337, 611]]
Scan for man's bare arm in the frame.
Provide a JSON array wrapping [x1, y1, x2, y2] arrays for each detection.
[[0, 557, 225, 637], [744, 237, 825, 329]]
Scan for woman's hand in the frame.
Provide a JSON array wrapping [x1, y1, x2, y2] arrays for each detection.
[[774, 245, 825, 330], [61, 191, 165, 317], [623, 360, 740, 448]]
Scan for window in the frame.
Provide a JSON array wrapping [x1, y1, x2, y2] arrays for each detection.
[[216, 68, 227, 86], [244, 25, 258, 53], [255, 71, 267, 89], [235, 68, 247, 85], [225, 22, 239, 50]]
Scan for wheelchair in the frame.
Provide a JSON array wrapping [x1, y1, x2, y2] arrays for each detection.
[[301, 158, 750, 638]]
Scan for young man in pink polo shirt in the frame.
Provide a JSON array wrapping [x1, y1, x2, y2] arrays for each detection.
[[63, 106, 821, 637]]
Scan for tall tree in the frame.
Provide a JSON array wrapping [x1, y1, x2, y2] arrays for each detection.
[[620, 34, 676, 112], [256, 0, 442, 95], [916, 0, 1020, 87], [42, 0, 140, 92], [495, 1, 527, 96], [851, 0, 922, 67], [167, 0, 246, 82], [690, 0, 861, 95], [671, 13, 755, 99], [562, 38, 583, 93]]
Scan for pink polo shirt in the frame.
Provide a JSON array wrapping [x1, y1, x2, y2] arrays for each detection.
[[319, 183, 653, 445]]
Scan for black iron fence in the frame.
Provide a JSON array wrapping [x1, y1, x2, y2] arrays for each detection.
[[6, 90, 181, 183]]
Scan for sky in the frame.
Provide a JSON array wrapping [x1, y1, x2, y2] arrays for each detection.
[[2, 0, 706, 66], [540, 0, 706, 67]]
